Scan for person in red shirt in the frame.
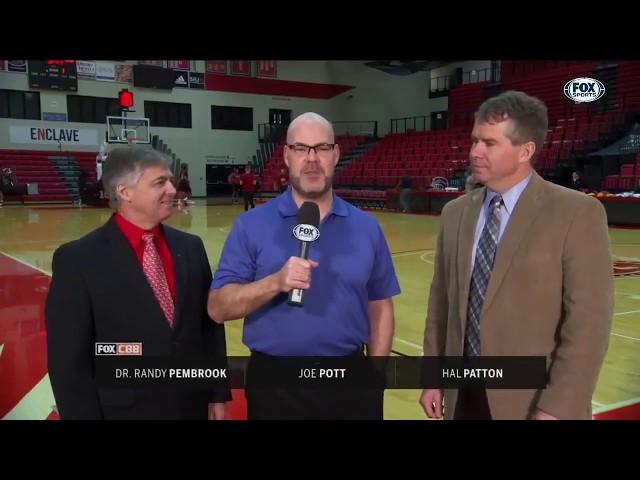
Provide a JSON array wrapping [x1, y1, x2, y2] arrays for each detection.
[[227, 167, 241, 204], [278, 167, 289, 193], [240, 164, 257, 211], [175, 163, 194, 212], [45, 146, 231, 420], [176, 164, 192, 198]]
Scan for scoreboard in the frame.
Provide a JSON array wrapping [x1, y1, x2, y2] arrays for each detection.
[[28, 60, 78, 91]]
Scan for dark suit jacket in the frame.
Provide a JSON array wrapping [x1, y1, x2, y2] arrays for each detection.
[[45, 215, 231, 419]]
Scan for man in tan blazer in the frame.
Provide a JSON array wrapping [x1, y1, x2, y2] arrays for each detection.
[[419, 91, 613, 420]]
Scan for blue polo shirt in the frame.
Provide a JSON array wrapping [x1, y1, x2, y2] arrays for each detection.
[[210, 188, 401, 355]]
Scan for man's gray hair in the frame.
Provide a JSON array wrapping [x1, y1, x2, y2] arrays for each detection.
[[102, 146, 172, 203], [286, 112, 335, 143]]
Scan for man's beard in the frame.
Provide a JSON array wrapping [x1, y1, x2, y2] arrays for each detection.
[[289, 172, 333, 199]]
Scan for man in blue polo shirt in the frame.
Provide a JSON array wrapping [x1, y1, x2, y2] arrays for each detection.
[[208, 112, 401, 419]]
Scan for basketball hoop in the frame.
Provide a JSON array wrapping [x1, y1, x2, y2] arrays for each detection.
[[106, 116, 150, 144]]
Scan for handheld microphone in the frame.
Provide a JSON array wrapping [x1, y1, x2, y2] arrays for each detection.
[[288, 201, 320, 307]]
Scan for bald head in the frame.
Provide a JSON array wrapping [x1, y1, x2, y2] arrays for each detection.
[[286, 112, 334, 144]]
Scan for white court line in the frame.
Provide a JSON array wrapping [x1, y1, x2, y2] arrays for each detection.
[[0, 250, 51, 276], [592, 397, 640, 415], [390, 249, 435, 264], [2, 374, 56, 420], [420, 252, 434, 264], [614, 310, 640, 317], [394, 337, 423, 352], [591, 400, 605, 407], [615, 290, 639, 296], [391, 249, 432, 258], [610, 332, 640, 341]]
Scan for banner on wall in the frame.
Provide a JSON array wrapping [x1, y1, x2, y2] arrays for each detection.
[[230, 61, 251, 76], [96, 62, 115, 81], [8, 60, 27, 72], [206, 60, 227, 74], [256, 60, 277, 78], [168, 60, 189, 70], [42, 112, 68, 122], [116, 64, 133, 83], [139, 60, 164, 67], [10, 126, 98, 146], [189, 72, 205, 89], [205, 155, 236, 164], [77, 60, 96, 78]]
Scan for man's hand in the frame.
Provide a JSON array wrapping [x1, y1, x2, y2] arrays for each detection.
[[275, 256, 319, 293], [209, 402, 227, 420], [419, 389, 444, 419], [531, 408, 558, 420]]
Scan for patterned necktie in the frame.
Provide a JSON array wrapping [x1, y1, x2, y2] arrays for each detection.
[[465, 195, 503, 356], [141, 232, 175, 327]]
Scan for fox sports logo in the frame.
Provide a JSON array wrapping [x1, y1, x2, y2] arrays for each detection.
[[564, 77, 605, 103], [293, 223, 320, 242]]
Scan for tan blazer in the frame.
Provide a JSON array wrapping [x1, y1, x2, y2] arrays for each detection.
[[423, 171, 613, 419]]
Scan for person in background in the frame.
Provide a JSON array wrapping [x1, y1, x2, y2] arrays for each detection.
[[569, 170, 586, 191], [228, 167, 241, 204], [278, 168, 289, 193], [396, 171, 412, 212], [240, 164, 257, 211]]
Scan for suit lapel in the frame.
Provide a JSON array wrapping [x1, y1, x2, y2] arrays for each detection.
[[480, 172, 546, 317], [457, 187, 485, 329], [164, 226, 187, 329]]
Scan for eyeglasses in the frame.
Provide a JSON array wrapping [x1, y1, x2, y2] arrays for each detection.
[[286, 143, 336, 156]]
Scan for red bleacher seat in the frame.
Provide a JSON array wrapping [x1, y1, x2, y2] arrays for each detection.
[[619, 176, 634, 190], [604, 175, 619, 190], [620, 164, 635, 177]]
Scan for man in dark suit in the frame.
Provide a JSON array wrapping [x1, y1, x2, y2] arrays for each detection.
[[46, 146, 230, 419]]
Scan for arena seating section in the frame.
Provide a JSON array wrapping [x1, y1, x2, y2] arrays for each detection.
[[3, 61, 640, 205], [258, 60, 640, 203], [0, 149, 97, 203]]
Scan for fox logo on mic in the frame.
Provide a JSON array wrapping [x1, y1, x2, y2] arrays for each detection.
[[293, 224, 320, 242]]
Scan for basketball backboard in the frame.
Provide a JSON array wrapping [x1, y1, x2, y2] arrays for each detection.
[[106, 116, 151, 144]]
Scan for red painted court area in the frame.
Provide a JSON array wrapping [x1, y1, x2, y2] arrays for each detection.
[[0, 254, 50, 418]]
